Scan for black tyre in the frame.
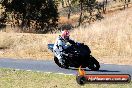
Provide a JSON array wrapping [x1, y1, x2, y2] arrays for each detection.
[[87, 55, 100, 71]]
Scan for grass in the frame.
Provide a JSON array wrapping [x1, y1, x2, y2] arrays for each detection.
[[0, 32, 57, 60], [0, 4, 132, 65], [0, 68, 132, 88], [70, 7, 132, 65], [0, 7, 132, 65]]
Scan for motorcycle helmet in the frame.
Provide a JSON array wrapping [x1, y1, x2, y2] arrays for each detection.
[[61, 29, 70, 40]]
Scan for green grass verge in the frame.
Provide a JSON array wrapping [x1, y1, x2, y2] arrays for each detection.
[[0, 68, 132, 88]]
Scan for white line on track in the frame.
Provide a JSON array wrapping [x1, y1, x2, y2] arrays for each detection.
[[14, 68, 74, 76]]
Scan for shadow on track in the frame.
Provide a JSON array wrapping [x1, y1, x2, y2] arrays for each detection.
[[97, 70, 120, 72], [68, 67, 120, 72]]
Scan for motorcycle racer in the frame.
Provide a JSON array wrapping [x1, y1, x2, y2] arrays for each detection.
[[53, 29, 75, 68]]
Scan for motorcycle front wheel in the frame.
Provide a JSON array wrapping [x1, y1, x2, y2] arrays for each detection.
[[87, 55, 100, 71]]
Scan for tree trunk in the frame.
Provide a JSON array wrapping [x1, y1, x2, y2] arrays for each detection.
[[61, 0, 64, 7], [78, 1, 83, 26], [102, 1, 106, 14], [67, 0, 71, 19]]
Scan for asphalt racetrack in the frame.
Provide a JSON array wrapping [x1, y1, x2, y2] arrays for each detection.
[[0, 58, 132, 78]]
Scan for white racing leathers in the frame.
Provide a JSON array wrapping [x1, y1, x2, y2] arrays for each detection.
[[53, 36, 74, 64]]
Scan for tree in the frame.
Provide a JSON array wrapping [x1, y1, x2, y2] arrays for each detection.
[[1, 0, 59, 33]]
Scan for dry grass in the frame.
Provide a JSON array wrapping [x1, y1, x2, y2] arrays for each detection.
[[0, 32, 58, 60], [71, 7, 132, 65], [0, 7, 132, 65]]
